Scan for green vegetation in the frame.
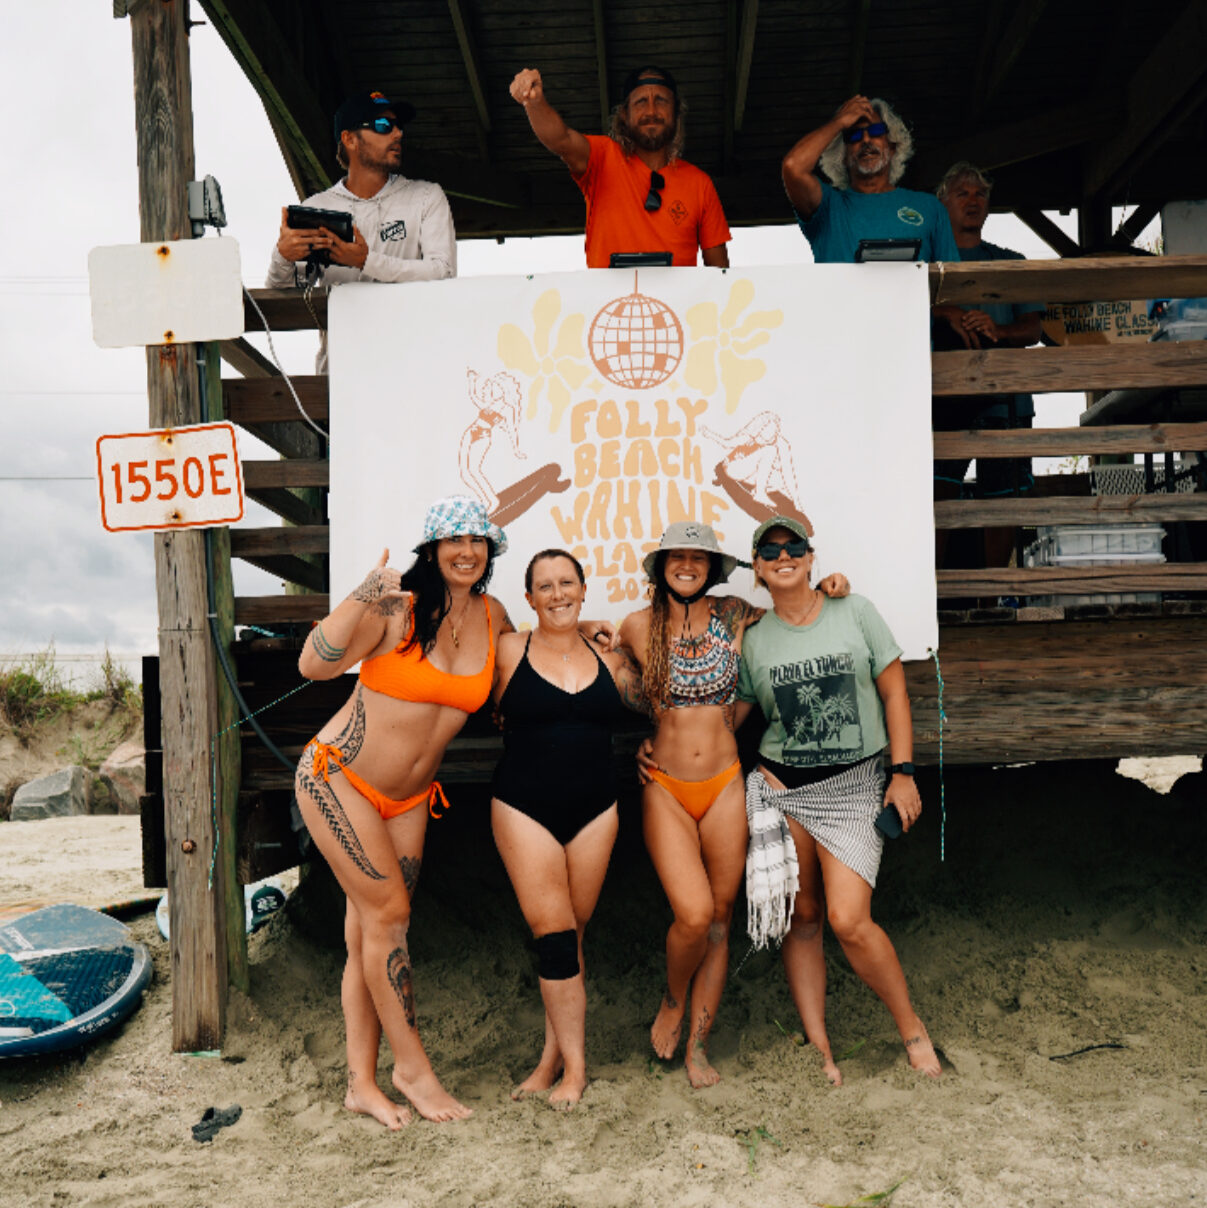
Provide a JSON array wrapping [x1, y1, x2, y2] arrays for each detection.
[[0, 645, 141, 741], [735, 1125, 782, 1176], [824, 1179, 905, 1207]]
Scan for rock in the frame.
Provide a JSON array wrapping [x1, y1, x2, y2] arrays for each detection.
[[97, 741, 146, 816], [11, 766, 89, 821]]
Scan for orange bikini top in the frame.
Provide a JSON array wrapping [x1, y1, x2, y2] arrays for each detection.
[[359, 596, 495, 713]]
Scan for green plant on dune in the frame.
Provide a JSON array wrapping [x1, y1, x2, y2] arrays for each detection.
[[824, 1179, 905, 1207], [0, 646, 76, 735], [735, 1125, 782, 1175]]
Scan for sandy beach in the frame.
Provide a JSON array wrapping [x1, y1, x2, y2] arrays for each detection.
[[1, 756, 1205, 1208]]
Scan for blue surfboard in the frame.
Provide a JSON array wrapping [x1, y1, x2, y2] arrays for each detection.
[[0, 904, 152, 1058]]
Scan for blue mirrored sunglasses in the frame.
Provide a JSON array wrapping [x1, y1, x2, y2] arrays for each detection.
[[844, 121, 888, 144], [358, 116, 404, 135]]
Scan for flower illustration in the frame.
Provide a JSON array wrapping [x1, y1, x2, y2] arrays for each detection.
[[684, 278, 783, 414], [497, 290, 590, 432]]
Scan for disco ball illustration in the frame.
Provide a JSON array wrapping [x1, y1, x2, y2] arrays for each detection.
[[588, 283, 684, 389]]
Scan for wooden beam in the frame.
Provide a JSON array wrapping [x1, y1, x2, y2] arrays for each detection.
[[218, 337, 278, 379], [235, 594, 329, 624], [847, 0, 871, 96], [129, 0, 228, 1053], [230, 526, 329, 557], [722, 0, 738, 168], [197, 0, 334, 196], [928, 254, 1207, 305], [934, 493, 1207, 530], [1012, 208, 1081, 258], [242, 459, 330, 489], [932, 421, 1207, 458], [965, 0, 1007, 131], [938, 564, 1207, 597], [1083, 1, 1207, 199], [446, 0, 492, 134], [225, 376, 329, 424], [1115, 201, 1162, 248], [231, 553, 326, 591], [984, 0, 1048, 102], [931, 342, 1207, 396], [243, 288, 327, 332], [1078, 196, 1113, 253], [591, 0, 609, 133], [733, 0, 758, 133], [245, 487, 323, 528]]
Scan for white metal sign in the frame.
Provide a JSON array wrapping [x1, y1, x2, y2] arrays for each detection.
[[96, 422, 244, 532], [87, 237, 244, 348]]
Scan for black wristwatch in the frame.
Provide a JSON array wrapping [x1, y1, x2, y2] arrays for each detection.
[[889, 761, 915, 777]]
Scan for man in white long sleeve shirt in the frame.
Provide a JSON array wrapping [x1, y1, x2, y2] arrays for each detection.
[[266, 90, 456, 373]]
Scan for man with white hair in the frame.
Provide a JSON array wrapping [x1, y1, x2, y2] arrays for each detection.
[[781, 95, 958, 263]]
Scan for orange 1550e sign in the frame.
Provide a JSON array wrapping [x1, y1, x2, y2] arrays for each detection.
[[96, 422, 243, 533]]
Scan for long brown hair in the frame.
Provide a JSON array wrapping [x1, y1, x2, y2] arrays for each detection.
[[641, 550, 723, 710]]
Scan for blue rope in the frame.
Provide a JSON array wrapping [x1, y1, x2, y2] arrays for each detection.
[[929, 648, 947, 862], [208, 682, 311, 889]]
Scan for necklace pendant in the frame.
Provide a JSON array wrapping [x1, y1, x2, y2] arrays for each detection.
[[451, 628, 459, 647]]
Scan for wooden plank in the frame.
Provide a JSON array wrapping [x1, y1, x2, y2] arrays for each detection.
[[230, 525, 329, 556], [846, 0, 870, 95], [931, 342, 1207, 396], [218, 337, 278, 379], [928, 255, 1207, 306], [932, 421, 1207, 457], [732, 0, 758, 132], [1081, 388, 1207, 427], [242, 459, 330, 489], [245, 487, 324, 528], [1115, 201, 1162, 248], [984, 0, 1047, 100], [937, 564, 1207, 597], [225, 375, 329, 424], [129, 0, 227, 1053], [1012, 208, 1082, 258], [934, 492, 1207, 530], [233, 553, 326, 592], [235, 594, 330, 624], [243, 288, 327, 332], [446, 0, 492, 133]]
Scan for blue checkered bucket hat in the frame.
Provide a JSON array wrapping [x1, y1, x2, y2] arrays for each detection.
[[415, 495, 508, 556]]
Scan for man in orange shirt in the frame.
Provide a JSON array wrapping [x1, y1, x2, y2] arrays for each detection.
[[511, 65, 731, 268]]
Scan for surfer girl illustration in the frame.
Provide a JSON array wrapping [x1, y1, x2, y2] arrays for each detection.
[[459, 368, 571, 528], [701, 410, 810, 532]]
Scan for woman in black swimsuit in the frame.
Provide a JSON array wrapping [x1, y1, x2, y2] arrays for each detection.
[[491, 549, 645, 1108]]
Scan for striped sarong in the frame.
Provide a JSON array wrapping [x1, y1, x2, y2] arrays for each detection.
[[745, 755, 885, 949]]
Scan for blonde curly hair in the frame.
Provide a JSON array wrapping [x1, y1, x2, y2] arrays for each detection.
[[818, 98, 914, 189]]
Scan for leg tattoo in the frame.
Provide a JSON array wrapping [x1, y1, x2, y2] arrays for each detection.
[[398, 855, 422, 897], [663, 988, 680, 1011], [330, 687, 367, 762], [387, 945, 417, 1029], [297, 761, 385, 881]]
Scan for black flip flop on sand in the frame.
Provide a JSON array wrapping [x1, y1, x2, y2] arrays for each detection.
[[191, 1104, 242, 1142]]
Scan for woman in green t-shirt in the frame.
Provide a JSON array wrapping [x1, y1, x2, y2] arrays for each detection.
[[737, 516, 940, 1085]]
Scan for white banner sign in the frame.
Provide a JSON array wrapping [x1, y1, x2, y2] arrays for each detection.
[[330, 264, 938, 659]]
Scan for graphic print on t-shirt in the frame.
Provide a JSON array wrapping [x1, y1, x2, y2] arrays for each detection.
[[770, 651, 862, 765]]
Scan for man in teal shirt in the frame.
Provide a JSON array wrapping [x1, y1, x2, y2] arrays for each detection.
[[781, 95, 960, 264]]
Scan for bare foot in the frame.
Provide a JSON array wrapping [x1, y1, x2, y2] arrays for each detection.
[[685, 1039, 720, 1089], [392, 1066, 474, 1121], [549, 1074, 587, 1110], [817, 1051, 842, 1087], [903, 1020, 941, 1078], [650, 989, 685, 1060], [344, 1073, 412, 1130], [510, 1060, 563, 1101]]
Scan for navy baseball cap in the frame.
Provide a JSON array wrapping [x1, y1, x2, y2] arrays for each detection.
[[334, 91, 416, 141], [619, 66, 678, 106]]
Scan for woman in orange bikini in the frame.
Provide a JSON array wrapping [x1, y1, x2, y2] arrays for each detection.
[[295, 496, 611, 1129], [621, 521, 848, 1087]]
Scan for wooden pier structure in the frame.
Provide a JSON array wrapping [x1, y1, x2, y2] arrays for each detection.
[[118, 0, 1207, 1049]]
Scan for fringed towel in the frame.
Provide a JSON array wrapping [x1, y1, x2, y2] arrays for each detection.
[[745, 755, 885, 949]]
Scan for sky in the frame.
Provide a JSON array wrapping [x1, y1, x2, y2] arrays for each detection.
[[0, 4, 1155, 675]]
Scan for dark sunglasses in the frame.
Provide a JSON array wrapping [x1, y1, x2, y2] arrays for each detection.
[[844, 121, 888, 144], [756, 539, 810, 561], [644, 170, 665, 212], [358, 116, 405, 135]]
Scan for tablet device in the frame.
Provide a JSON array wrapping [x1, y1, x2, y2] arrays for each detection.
[[286, 205, 355, 244], [609, 251, 674, 268]]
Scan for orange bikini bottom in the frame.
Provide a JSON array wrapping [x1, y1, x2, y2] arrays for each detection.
[[309, 739, 450, 820], [647, 760, 742, 822]]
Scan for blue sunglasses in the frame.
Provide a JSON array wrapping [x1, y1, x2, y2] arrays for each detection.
[[358, 116, 405, 135], [845, 121, 888, 144]]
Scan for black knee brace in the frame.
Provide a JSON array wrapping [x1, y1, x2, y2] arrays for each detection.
[[534, 929, 579, 980]]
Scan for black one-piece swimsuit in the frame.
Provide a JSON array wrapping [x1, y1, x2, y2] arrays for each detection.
[[492, 635, 628, 845]]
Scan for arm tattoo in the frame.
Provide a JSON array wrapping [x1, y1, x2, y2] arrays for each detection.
[[499, 604, 516, 634], [312, 619, 346, 662], [372, 593, 409, 618], [617, 650, 650, 717], [387, 945, 417, 1029], [295, 759, 385, 881], [398, 855, 421, 897]]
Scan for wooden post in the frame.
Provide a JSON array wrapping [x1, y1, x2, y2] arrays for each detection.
[[127, 0, 228, 1050]]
